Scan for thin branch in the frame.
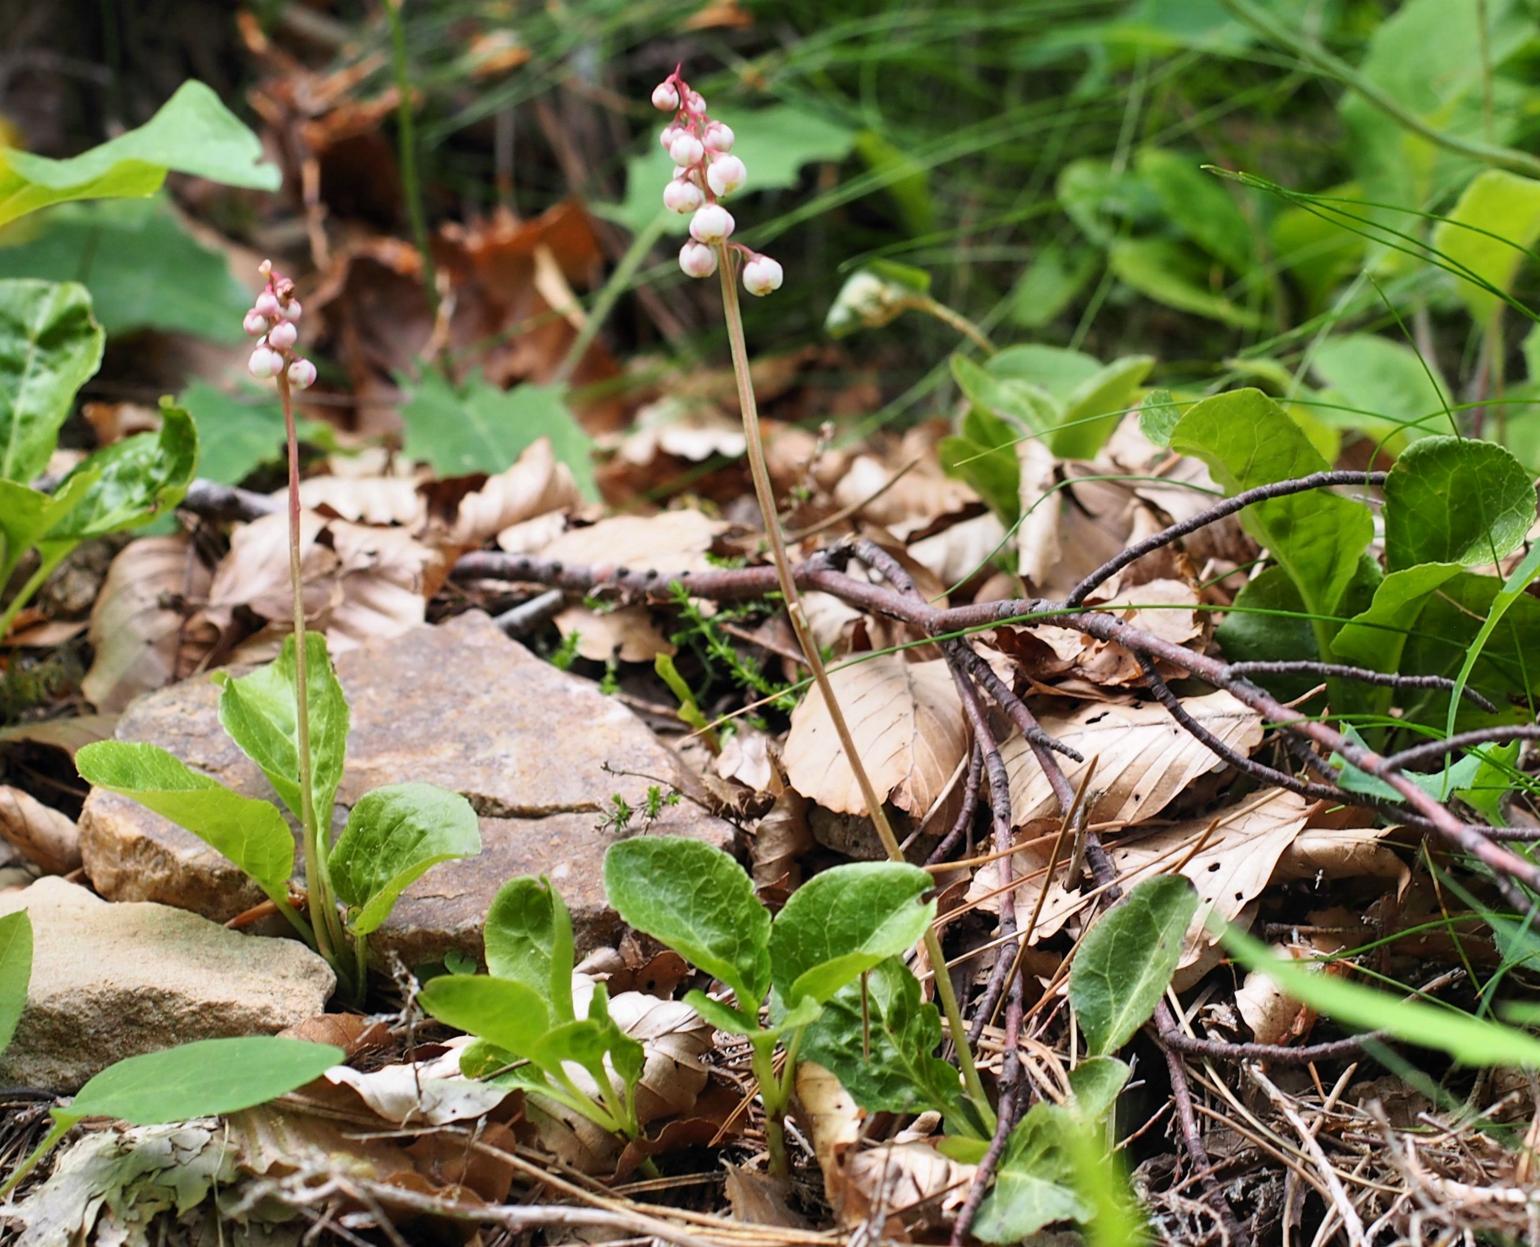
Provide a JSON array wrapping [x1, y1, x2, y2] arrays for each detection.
[[1380, 724, 1540, 772], [1156, 1027, 1378, 1065], [1223, 661, 1498, 713]]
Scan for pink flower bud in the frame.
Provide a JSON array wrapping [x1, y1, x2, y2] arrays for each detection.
[[660, 123, 683, 152], [742, 254, 784, 297], [254, 291, 280, 319], [668, 133, 704, 166], [267, 320, 298, 350], [243, 310, 270, 337], [689, 203, 734, 244], [280, 299, 302, 323], [706, 154, 746, 197], [678, 242, 718, 279], [685, 90, 707, 116], [651, 81, 680, 111], [288, 358, 317, 389], [703, 122, 734, 152], [248, 346, 283, 379], [663, 178, 704, 213]]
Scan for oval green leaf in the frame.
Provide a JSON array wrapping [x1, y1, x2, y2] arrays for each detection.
[[0, 910, 32, 1056], [0, 279, 104, 483], [418, 974, 551, 1058], [484, 875, 574, 1020], [1383, 435, 1536, 570]]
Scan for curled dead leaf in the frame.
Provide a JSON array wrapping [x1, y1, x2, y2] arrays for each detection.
[[0, 785, 81, 874], [446, 438, 580, 549]]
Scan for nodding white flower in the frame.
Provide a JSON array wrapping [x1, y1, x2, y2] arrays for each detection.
[[703, 121, 734, 152], [253, 291, 280, 319], [280, 299, 302, 323], [679, 241, 718, 278], [742, 254, 784, 296], [659, 123, 683, 152], [706, 154, 746, 197], [267, 320, 298, 350], [663, 177, 705, 213], [689, 203, 734, 244], [685, 90, 707, 116], [668, 133, 704, 167], [287, 358, 317, 389], [248, 345, 284, 379], [242, 310, 270, 337], [651, 81, 680, 111]]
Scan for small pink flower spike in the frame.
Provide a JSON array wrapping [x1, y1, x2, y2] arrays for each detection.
[[281, 299, 302, 323], [248, 345, 284, 379], [669, 132, 704, 166], [706, 154, 746, 197], [685, 90, 707, 116], [742, 254, 784, 297], [651, 81, 680, 111], [660, 123, 683, 152], [254, 290, 280, 319], [703, 121, 734, 152], [679, 242, 718, 279], [288, 358, 318, 389], [267, 320, 298, 350], [663, 178, 705, 214], [690, 203, 734, 243], [243, 310, 270, 337]]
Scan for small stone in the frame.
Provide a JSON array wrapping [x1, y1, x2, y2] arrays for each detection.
[[0, 877, 335, 1091], [79, 612, 735, 967]]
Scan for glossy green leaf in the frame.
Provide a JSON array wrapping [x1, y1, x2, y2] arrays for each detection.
[[48, 399, 198, 539], [418, 973, 552, 1057], [604, 836, 770, 1007], [1048, 354, 1155, 460], [1383, 436, 1535, 570], [1171, 388, 1373, 633], [1433, 169, 1540, 320], [1070, 875, 1197, 1056], [1108, 238, 1265, 329], [0, 472, 97, 580], [0, 910, 32, 1056], [329, 783, 482, 936], [1331, 562, 1461, 673], [484, 875, 576, 1020], [767, 862, 934, 1006], [683, 989, 763, 1039], [399, 373, 595, 497], [213, 633, 349, 827], [798, 957, 962, 1116], [1220, 920, 1540, 1067], [74, 740, 295, 907], [972, 1103, 1089, 1242], [0, 81, 280, 226], [1067, 1056, 1130, 1124], [60, 1036, 341, 1127], [1399, 572, 1540, 726], [0, 279, 103, 482]]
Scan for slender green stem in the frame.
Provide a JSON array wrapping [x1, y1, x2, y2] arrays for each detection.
[[750, 1040, 790, 1178], [352, 930, 369, 995], [0, 547, 69, 649], [714, 245, 993, 1128], [273, 895, 316, 948], [898, 295, 996, 355], [386, 0, 437, 316], [555, 215, 669, 383], [0, 1117, 69, 1199]]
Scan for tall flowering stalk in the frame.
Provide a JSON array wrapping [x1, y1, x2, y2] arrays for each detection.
[[242, 265, 351, 982], [651, 72, 994, 1153]]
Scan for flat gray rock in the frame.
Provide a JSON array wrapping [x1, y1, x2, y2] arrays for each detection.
[[79, 611, 734, 966], [0, 877, 335, 1092]]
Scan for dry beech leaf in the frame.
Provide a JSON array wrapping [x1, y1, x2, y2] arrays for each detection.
[[0, 715, 117, 759], [290, 475, 426, 528], [1236, 936, 1344, 1045], [1001, 689, 1263, 826], [1028, 579, 1204, 690], [82, 536, 214, 713], [326, 1038, 508, 1126], [751, 786, 813, 891], [0, 785, 81, 874], [450, 437, 579, 548], [1274, 825, 1410, 894], [724, 1165, 809, 1228], [553, 603, 672, 663], [1017, 437, 1062, 589], [783, 655, 968, 817], [909, 511, 1008, 590]]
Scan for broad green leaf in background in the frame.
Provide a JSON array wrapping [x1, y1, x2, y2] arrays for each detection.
[[0, 81, 280, 226], [604, 836, 771, 1008], [1108, 238, 1265, 329], [214, 633, 350, 826], [1309, 333, 1451, 444], [1047, 354, 1154, 460], [1136, 148, 1253, 273], [602, 105, 855, 236], [0, 279, 103, 481], [1331, 562, 1461, 674], [48, 399, 198, 540], [329, 784, 481, 935], [484, 875, 576, 1020], [1399, 571, 1540, 725], [1056, 159, 1162, 248], [1218, 565, 1343, 699], [1382, 436, 1535, 570], [972, 1103, 1090, 1243], [1009, 241, 1099, 330], [74, 741, 296, 908], [1440, 539, 1540, 741], [1070, 875, 1197, 1056], [399, 373, 596, 497], [1171, 388, 1373, 648], [0, 197, 250, 341], [179, 382, 330, 486], [1220, 920, 1540, 1067], [853, 131, 934, 235], [1270, 187, 1366, 314], [1137, 388, 1187, 448], [0, 910, 32, 1056], [1431, 169, 1540, 321], [797, 957, 962, 1116], [986, 344, 1101, 400], [418, 973, 551, 1057], [938, 405, 1026, 524], [767, 862, 934, 1006]]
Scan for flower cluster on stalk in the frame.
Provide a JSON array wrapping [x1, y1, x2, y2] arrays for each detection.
[[652, 70, 783, 296], [244, 260, 317, 389]]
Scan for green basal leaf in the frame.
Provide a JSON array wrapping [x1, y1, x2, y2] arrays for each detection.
[[418, 973, 552, 1058], [0, 472, 97, 582], [0, 910, 32, 1056], [586, 981, 644, 1088], [0, 81, 280, 226], [0, 279, 103, 482], [1048, 353, 1155, 460], [1219, 920, 1540, 1067], [1138, 387, 1187, 449], [939, 404, 1031, 525], [1070, 875, 1197, 1056], [59, 1036, 341, 1127], [74, 740, 295, 909], [1309, 333, 1449, 446], [798, 957, 962, 1116], [767, 862, 934, 1006], [1067, 1056, 1130, 1125], [180, 381, 328, 487], [683, 989, 763, 1039], [1136, 147, 1253, 273], [1432, 169, 1540, 321], [604, 836, 771, 1008], [952, 354, 1059, 432], [1108, 238, 1265, 329], [48, 399, 198, 539], [1331, 562, 1461, 674], [484, 875, 576, 1020], [213, 633, 349, 827], [1383, 436, 1535, 570], [329, 783, 482, 936], [986, 343, 1101, 400], [972, 1103, 1090, 1243]]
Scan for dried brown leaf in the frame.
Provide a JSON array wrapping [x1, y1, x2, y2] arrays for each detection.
[[448, 438, 580, 548], [0, 785, 80, 874]]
